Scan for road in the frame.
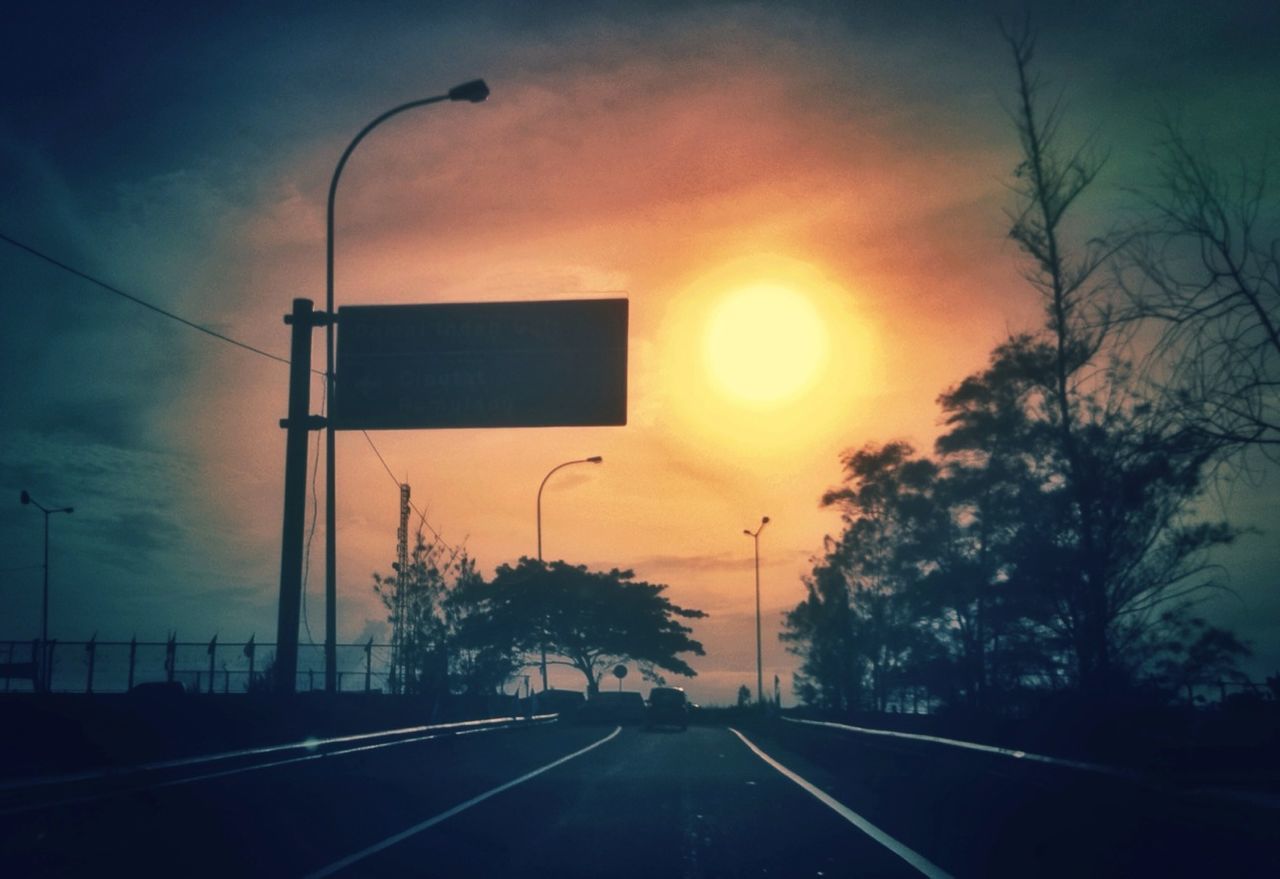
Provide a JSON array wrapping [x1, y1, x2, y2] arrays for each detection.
[[1, 718, 1275, 877]]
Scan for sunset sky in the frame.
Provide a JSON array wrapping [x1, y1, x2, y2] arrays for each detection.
[[2, 1, 1277, 704]]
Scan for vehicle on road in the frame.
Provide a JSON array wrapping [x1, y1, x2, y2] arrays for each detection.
[[645, 686, 689, 730], [527, 688, 585, 719], [578, 690, 647, 724]]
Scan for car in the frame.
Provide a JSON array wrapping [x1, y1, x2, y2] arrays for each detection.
[[645, 686, 689, 731], [578, 690, 646, 724], [527, 688, 585, 718]]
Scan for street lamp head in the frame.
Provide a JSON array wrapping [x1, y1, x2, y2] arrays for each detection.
[[20, 490, 30, 505], [586, 456, 603, 464], [743, 529, 752, 536], [761, 516, 770, 525], [448, 79, 490, 103], [64, 507, 74, 515]]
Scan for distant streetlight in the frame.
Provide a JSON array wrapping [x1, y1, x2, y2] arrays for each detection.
[[20, 490, 73, 692], [322, 79, 489, 693], [744, 516, 770, 708], [535, 456, 603, 690]]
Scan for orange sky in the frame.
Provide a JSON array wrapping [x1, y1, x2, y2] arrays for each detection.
[[2, 2, 1276, 704]]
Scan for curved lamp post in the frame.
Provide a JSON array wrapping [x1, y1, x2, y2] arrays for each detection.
[[20, 490, 73, 692], [536, 456, 603, 562], [323, 79, 489, 692], [743, 516, 770, 708], [534, 456, 603, 690]]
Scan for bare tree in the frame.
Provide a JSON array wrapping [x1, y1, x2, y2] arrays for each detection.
[[1122, 122, 1280, 462]]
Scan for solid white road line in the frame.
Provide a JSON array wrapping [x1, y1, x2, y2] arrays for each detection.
[[0, 718, 555, 817], [782, 716, 1138, 779], [303, 725, 623, 879], [0, 713, 558, 793], [730, 727, 954, 879]]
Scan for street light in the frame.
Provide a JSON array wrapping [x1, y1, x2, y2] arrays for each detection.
[[20, 490, 73, 692], [537, 456, 603, 562], [535, 456, 603, 690], [744, 516, 770, 708], [323, 79, 489, 692]]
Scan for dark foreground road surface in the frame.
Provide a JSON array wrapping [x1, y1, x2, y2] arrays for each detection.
[[1, 718, 1275, 877]]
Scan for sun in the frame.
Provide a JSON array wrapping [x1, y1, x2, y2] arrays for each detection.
[[703, 283, 829, 406]]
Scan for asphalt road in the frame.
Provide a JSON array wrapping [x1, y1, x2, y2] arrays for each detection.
[[1, 718, 1275, 877]]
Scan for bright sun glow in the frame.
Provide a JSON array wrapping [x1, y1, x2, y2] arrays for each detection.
[[704, 284, 829, 405]]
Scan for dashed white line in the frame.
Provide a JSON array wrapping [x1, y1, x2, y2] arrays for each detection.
[[729, 727, 954, 879], [304, 725, 623, 879]]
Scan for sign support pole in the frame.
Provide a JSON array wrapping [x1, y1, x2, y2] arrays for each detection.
[[276, 298, 326, 694]]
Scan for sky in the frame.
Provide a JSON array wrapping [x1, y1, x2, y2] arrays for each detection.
[[1, 0, 1277, 704]]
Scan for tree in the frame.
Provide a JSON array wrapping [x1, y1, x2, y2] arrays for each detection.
[[1121, 122, 1279, 462], [453, 558, 706, 695], [782, 28, 1249, 716], [736, 684, 752, 708], [372, 529, 479, 698], [783, 443, 939, 713], [996, 25, 1239, 702]]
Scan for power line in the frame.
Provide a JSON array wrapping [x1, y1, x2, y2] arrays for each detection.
[[300, 381, 326, 646], [3, 230, 458, 569], [360, 430, 458, 555], [1, 230, 295, 367]]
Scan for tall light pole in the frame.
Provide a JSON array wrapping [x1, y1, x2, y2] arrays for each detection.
[[323, 79, 489, 693], [537, 456, 603, 563], [744, 516, 770, 708], [535, 456, 602, 690], [20, 490, 73, 692]]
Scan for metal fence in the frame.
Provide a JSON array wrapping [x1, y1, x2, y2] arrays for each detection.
[[0, 638, 396, 694]]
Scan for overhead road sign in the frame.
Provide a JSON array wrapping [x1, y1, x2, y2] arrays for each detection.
[[332, 298, 628, 430]]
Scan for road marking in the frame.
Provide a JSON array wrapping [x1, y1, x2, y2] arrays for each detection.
[[782, 716, 1139, 780], [304, 726, 623, 879], [0, 717, 556, 817], [0, 713, 557, 793], [729, 727, 954, 879]]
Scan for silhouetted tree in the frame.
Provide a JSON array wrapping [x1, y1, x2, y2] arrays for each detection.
[[1120, 121, 1279, 463], [995, 25, 1238, 702], [372, 530, 479, 698], [736, 684, 752, 708], [784, 29, 1249, 715], [453, 558, 706, 695]]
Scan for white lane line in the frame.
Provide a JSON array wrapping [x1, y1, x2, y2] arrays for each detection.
[[304, 725, 623, 879], [782, 716, 1138, 780], [730, 727, 953, 879], [0, 719, 552, 818], [0, 713, 558, 793]]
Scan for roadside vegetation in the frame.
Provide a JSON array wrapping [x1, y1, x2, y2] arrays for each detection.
[[782, 23, 1276, 725]]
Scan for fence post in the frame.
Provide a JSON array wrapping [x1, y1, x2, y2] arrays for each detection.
[[165, 633, 176, 683], [4, 642, 12, 692], [127, 636, 137, 691], [85, 634, 97, 694], [207, 635, 217, 695], [308, 669, 314, 691], [30, 640, 39, 692], [224, 668, 230, 694], [45, 640, 57, 692], [364, 637, 373, 693]]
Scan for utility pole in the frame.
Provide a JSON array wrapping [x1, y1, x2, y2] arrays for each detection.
[[744, 516, 770, 708], [275, 298, 327, 694]]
